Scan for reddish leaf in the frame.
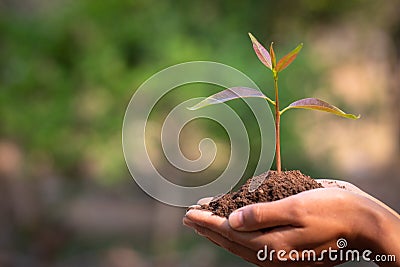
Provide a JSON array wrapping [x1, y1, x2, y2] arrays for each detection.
[[276, 43, 303, 72], [248, 33, 272, 70], [281, 98, 360, 119], [188, 87, 274, 110]]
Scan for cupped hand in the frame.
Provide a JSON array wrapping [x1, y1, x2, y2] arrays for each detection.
[[183, 180, 400, 267]]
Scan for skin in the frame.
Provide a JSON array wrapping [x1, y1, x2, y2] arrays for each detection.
[[183, 180, 400, 267]]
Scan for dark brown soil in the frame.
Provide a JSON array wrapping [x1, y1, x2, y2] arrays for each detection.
[[199, 170, 322, 218]]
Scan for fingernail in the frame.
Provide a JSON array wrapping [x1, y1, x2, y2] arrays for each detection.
[[182, 218, 193, 227], [229, 210, 243, 229], [185, 209, 196, 217], [187, 204, 200, 210], [195, 228, 205, 236]]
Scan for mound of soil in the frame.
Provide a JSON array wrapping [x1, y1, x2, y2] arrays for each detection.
[[199, 170, 322, 218]]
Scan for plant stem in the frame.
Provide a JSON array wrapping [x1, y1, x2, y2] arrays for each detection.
[[273, 71, 281, 174]]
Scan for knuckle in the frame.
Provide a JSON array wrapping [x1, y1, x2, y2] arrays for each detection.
[[248, 204, 264, 225], [288, 199, 304, 219], [224, 228, 233, 241]]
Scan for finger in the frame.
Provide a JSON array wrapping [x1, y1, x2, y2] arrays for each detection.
[[185, 210, 310, 258], [183, 216, 197, 228], [187, 204, 201, 211], [190, 223, 274, 267], [192, 222, 333, 267], [185, 209, 220, 224], [185, 209, 265, 250], [184, 216, 221, 246], [228, 199, 299, 231], [197, 197, 214, 205], [184, 216, 223, 242], [192, 224, 303, 267]]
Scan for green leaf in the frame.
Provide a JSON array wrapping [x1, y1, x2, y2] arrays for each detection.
[[281, 98, 360, 119], [270, 42, 276, 69], [188, 87, 275, 110], [276, 43, 303, 72], [248, 33, 272, 70]]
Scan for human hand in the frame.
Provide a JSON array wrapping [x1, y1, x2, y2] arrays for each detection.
[[183, 180, 400, 267]]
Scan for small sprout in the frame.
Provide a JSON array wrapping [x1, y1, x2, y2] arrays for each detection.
[[190, 33, 360, 174]]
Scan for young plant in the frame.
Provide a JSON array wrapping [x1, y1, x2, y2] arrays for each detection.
[[189, 33, 360, 174]]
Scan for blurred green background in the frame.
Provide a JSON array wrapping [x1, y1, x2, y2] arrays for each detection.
[[0, 0, 399, 266]]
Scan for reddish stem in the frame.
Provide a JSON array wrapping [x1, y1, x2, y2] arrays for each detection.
[[273, 72, 281, 173]]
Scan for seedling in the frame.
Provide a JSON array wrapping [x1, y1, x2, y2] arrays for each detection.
[[189, 33, 360, 174]]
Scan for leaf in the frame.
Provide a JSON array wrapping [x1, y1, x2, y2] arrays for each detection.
[[188, 87, 275, 110], [248, 33, 272, 70], [281, 98, 360, 119], [270, 42, 276, 69], [276, 43, 303, 72]]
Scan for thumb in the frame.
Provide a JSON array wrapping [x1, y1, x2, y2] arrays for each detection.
[[228, 198, 297, 231]]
